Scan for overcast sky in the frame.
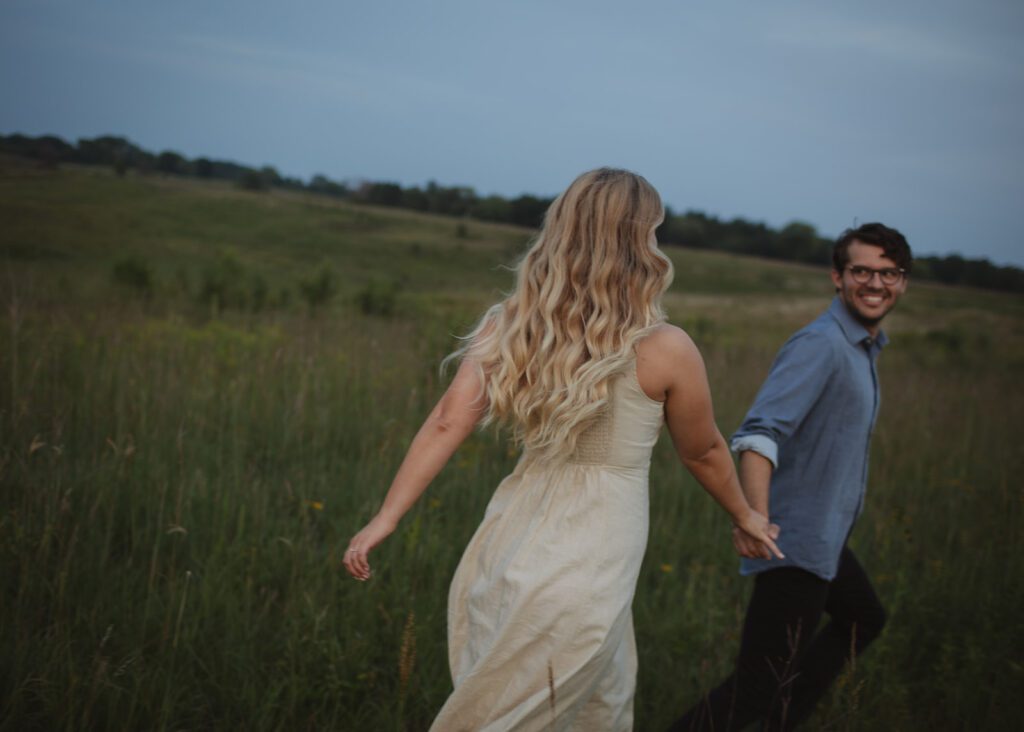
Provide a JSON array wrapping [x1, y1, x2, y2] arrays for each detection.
[[3, 0, 1022, 265]]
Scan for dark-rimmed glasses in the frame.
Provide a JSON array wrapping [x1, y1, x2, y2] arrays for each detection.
[[846, 266, 905, 286]]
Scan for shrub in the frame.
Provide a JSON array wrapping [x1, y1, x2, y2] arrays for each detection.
[[356, 278, 397, 317], [299, 264, 337, 312], [111, 256, 153, 297], [198, 251, 247, 311]]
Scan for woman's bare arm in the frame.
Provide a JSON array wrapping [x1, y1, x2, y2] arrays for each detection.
[[636, 325, 782, 557], [343, 358, 488, 580]]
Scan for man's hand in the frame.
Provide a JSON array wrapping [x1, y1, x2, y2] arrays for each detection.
[[731, 511, 783, 560]]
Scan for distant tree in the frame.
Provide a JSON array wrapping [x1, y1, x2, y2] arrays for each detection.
[[402, 186, 430, 211], [928, 254, 966, 285], [259, 166, 282, 187], [508, 195, 550, 228], [656, 205, 676, 243], [195, 157, 214, 178], [424, 181, 477, 215], [721, 218, 774, 257], [3, 130, 1021, 295], [76, 135, 136, 166], [238, 169, 269, 191], [0, 134, 33, 158], [658, 207, 712, 248], [913, 254, 1024, 292], [31, 135, 74, 169], [360, 182, 403, 207], [776, 221, 829, 264], [660, 215, 709, 249], [157, 150, 187, 175], [134, 152, 157, 176], [279, 175, 305, 190], [470, 195, 512, 223], [986, 262, 1024, 291], [308, 174, 348, 197]]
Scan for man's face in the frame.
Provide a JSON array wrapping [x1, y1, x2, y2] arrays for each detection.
[[830, 241, 908, 332]]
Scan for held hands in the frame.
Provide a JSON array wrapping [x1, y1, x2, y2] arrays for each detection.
[[732, 509, 784, 560], [343, 513, 397, 581]]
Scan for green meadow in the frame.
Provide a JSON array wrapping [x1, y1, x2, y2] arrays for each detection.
[[1, 156, 1022, 730]]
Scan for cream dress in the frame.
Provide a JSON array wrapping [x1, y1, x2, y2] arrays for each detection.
[[430, 360, 664, 731]]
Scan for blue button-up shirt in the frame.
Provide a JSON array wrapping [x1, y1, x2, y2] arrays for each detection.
[[731, 297, 886, 581]]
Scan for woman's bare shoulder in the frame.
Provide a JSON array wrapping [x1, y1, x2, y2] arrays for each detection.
[[635, 323, 704, 400], [636, 323, 700, 362]]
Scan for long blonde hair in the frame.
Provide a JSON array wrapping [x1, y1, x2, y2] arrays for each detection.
[[452, 168, 673, 458]]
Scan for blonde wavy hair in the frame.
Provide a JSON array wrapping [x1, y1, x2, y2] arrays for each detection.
[[450, 168, 674, 458]]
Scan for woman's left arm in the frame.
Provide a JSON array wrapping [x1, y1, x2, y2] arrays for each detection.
[[343, 358, 487, 580]]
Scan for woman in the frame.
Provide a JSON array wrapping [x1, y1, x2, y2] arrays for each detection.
[[344, 168, 782, 731]]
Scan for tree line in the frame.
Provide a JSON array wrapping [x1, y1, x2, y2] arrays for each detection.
[[3, 132, 1021, 294]]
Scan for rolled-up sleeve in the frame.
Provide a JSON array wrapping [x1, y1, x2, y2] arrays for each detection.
[[730, 432, 779, 467], [731, 330, 836, 468]]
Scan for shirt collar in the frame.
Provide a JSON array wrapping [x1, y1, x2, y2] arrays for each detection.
[[827, 296, 887, 350]]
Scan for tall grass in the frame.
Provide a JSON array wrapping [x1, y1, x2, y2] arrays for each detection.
[[3, 295, 1021, 730], [1, 160, 1022, 729], [0, 301, 487, 730]]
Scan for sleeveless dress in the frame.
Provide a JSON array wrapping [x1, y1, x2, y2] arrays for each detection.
[[430, 359, 664, 731]]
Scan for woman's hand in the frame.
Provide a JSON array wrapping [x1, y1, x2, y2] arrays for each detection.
[[343, 514, 397, 581], [732, 509, 784, 560], [343, 359, 486, 583]]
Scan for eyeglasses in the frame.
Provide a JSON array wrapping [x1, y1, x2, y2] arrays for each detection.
[[845, 265, 905, 286]]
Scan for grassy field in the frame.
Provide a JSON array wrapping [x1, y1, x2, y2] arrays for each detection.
[[1, 156, 1022, 730]]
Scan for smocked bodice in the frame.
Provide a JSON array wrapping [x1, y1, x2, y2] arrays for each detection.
[[568, 364, 664, 470]]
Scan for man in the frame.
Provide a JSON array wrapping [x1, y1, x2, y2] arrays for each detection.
[[669, 222, 912, 731]]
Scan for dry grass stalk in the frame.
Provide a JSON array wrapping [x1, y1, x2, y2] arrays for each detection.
[[399, 610, 417, 701]]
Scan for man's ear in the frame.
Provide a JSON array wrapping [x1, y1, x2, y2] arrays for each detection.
[[830, 268, 842, 291]]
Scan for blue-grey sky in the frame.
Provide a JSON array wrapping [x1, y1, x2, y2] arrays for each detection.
[[3, 0, 1022, 265]]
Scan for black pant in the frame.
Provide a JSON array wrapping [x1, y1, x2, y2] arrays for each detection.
[[668, 548, 886, 732]]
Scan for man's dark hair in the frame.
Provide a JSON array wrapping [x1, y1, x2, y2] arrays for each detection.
[[833, 222, 913, 274]]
